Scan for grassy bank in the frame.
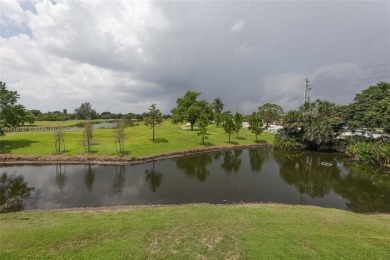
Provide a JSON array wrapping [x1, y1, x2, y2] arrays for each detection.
[[0, 204, 389, 259], [0, 121, 274, 158]]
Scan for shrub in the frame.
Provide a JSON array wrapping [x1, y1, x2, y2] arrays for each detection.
[[346, 142, 390, 168], [274, 130, 305, 151]]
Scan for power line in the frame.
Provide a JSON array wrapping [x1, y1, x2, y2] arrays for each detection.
[[255, 64, 390, 105], [256, 64, 390, 98], [258, 85, 302, 103], [258, 75, 389, 104], [259, 85, 301, 99], [311, 75, 390, 85], [312, 63, 390, 77], [311, 69, 390, 83]]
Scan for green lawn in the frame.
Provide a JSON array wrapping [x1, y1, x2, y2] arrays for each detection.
[[0, 120, 274, 158], [0, 204, 389, 259]]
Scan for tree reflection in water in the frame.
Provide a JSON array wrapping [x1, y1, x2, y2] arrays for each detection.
[[273, 151, 341, 203], [0, 149, 388, 213], [213, 152, 222, 160], [248, 149, 271, 172], [145, 161, 163, 192], [0, 173, 34, 213], [113, 165, 126, 197], [273, 150, 390, 212], [334, 164, 390, 213], [176, 153, 212, 181], [84, 165, 95, 192], [55, 165, 67, 191], [221, 150, 242, 173]]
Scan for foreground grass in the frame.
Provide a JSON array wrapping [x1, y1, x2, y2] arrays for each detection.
[[0, 204, 389, 259], [0, 121, 274, 158]]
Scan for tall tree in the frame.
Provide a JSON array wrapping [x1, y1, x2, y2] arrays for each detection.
[[275, 99, 344, 151], [234, 112, 244, 138], [0, 82, 27, 136], [222, 112, 235, 143], [23, 111, 36, 125], [145, 104, 163, 141], [197, 112, 209, 145], [343, 82, 390, 133], [258, 103, 284, 128], [248, 112, 264, 142], [212, 98, 224, 114], [74, 102, 98, 120], [212, 98, 224, 127], [171, 91, 210, 131], [299, 100, 342, 150]]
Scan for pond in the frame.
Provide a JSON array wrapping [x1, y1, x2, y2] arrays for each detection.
[[92, 122, 116, 129], [1, 148, 389, 213]]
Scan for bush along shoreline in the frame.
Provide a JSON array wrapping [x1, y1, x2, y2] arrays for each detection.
[[345, 138, 390, 168], [0, 143, 273, 166]]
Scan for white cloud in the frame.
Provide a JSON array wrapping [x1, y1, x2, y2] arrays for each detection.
[[0, 0, 27, 26], [230, 19, 245, 33], [0, 0, 173, 113]]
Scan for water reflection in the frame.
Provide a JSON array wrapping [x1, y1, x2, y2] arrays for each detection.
[[0, 173, 34, 213], [274, 151, 341, 200], [334, 164, 390, 213], [144, 161, 163, 192], [55, 165, 67, 191], [84, 165, 95, 192], [273, 151, 390, 212], [176, 153, 212, 181], [113, 166, 126, 197], [221, 150, 242, 173], [248, 149, 270, 172], [1, 148, 389, 213]]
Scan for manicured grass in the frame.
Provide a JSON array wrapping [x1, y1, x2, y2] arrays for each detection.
[[0, 204, 389, 259], [0, 121, 274, 158]]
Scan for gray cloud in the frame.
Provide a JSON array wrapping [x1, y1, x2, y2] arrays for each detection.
[[1, 0, 389, 114]]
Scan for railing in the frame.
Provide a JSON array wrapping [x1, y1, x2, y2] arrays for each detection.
[[4, 127, 80, 132]]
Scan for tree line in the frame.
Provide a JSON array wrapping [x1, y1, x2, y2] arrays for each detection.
[[1, 80, 389, 156], [274, 82, 389, 151], [26, 105, 170, 122]]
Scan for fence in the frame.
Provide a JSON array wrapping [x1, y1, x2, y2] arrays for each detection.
[[4, 127, 80, 133]]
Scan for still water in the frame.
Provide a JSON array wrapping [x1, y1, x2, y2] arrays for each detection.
[[1, 148, 389, 213], [92, 122, 116, 129]]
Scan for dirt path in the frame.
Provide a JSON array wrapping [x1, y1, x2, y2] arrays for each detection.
[[0, 143, 273, 166]]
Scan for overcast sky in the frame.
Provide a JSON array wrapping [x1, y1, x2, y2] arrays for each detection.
[[1, 0, 389, 114]]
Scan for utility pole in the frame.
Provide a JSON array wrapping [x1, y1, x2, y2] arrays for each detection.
[[303, 78, 311, 104]]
